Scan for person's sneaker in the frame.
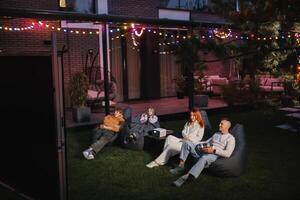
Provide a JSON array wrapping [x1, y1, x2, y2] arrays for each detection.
[[173, 174, 189, 187], [82, 149, 94, 160], [146, 161, 160, 168], [169, 165, 185, 175]]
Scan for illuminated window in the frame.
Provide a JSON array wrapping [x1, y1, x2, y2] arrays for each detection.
[[59, 0, 96, 13], [59, 0, 67, 8], [165, 0, 209, 10]]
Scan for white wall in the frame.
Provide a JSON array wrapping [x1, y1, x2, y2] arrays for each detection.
[[159, 8, 190, 21], [96, 0, 108, 14]]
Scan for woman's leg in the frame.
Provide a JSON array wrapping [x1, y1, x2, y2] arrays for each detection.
[[155, 135, 182, 165]]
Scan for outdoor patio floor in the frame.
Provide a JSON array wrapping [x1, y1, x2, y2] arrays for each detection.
[[66, 96, 228, 128]]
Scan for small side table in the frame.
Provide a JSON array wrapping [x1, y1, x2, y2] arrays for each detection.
[[144, 129, 174, 154], [146, 129, 174, 140], [194, 95, 209, 108]]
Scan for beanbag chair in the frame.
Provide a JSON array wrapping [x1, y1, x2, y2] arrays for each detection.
[[131, 114, 160, 136], [206, 123, 247, 177], [123, 107, 132, 123], [120, 109, 160, 151], [122, 131, 145, 150], [115, 107, 132, 146], [200, 110, 213, 140]]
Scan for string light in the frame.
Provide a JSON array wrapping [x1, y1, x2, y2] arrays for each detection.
[[2, 20, 300, 45], [131, 23, 144, 37], [213, 28, 232, 39]]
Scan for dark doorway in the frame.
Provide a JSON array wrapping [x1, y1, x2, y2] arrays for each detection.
[[0, 56, 59, 200]]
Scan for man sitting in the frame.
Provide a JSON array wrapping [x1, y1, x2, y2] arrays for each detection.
[[170, 118, 235, 187], [82, 107, 125, 160]]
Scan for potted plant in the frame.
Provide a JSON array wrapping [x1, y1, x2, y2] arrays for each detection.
[[173, 74, 186, 99], [193, 75, 209, 107], [69, 72, 91, 122]]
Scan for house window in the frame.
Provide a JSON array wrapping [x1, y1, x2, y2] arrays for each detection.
[[59, 0, 67, 8], [164, 0, 209, 10], [59, 0, 96, 14]]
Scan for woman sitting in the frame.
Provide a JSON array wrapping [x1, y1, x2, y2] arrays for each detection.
[[146, 108, 205, 168]]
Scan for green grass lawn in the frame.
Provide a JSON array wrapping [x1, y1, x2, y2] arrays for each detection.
[[66, 105, 300, 200]]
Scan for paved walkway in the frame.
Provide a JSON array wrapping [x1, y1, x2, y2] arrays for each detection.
[[276, 106, 300, 133]]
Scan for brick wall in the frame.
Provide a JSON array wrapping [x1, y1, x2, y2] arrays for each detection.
[[0, 0, 229, 103], [0, 0, 58, 10], [0, 19, 100, 106], [203, 52, 230, 77], [108, 0, 161, 18]]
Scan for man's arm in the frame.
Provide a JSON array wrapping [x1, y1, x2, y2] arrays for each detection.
[[214, 136, 236, 158], [201, 146, 214, 154]]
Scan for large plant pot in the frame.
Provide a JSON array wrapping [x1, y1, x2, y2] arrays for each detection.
[[194, 94, 209, 107], [176, 91, 185, 99], [72, 106, 91, 122]]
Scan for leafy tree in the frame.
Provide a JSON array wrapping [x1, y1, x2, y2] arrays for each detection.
[[210, 0, 300, 77]]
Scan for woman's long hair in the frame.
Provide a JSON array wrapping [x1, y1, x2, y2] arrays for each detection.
[[189, 108, 205, 128]]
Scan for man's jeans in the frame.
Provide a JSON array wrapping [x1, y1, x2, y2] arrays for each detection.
[[90, 128, 117, 154], [180, 141, 218, 178]]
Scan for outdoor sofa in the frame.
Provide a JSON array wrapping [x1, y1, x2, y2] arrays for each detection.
[[257, 75, 285, 93]]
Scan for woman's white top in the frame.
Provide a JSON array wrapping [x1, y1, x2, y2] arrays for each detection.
[[182, 122, 204, 144]]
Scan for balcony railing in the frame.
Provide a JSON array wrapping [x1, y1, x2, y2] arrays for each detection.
[[161, 0, 209, 11]]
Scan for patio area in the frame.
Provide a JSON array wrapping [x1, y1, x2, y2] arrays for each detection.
[[65, 96, 228, 128], [2, 1, 300, 199]]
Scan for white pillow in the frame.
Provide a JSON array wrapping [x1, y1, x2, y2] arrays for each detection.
[[209, 75, 220, 79], [87, 90, 98, 98]]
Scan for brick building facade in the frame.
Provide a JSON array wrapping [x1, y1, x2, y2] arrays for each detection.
[[0, 0, 229, 104]]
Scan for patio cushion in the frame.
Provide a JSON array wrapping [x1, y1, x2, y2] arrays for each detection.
[[86, 80, 117, 107], [260, 86, 284, 92], [206, 123, 247, 177], [257, 76, 284, 93], [87, 90, 102, 99], [209, 77, 229, 95], [207, 75, 220, 79], [259, 77, 267, 86], [265, 78, 282, 86]]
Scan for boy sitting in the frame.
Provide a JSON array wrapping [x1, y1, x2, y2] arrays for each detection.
[[82, 107, 125, 160]]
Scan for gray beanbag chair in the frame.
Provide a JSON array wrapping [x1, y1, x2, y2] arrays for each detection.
[[206, 123, 247, 177], [121, 111, 160, 151], [115, 107, 132, 145], [200, 110, 213, 140]]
